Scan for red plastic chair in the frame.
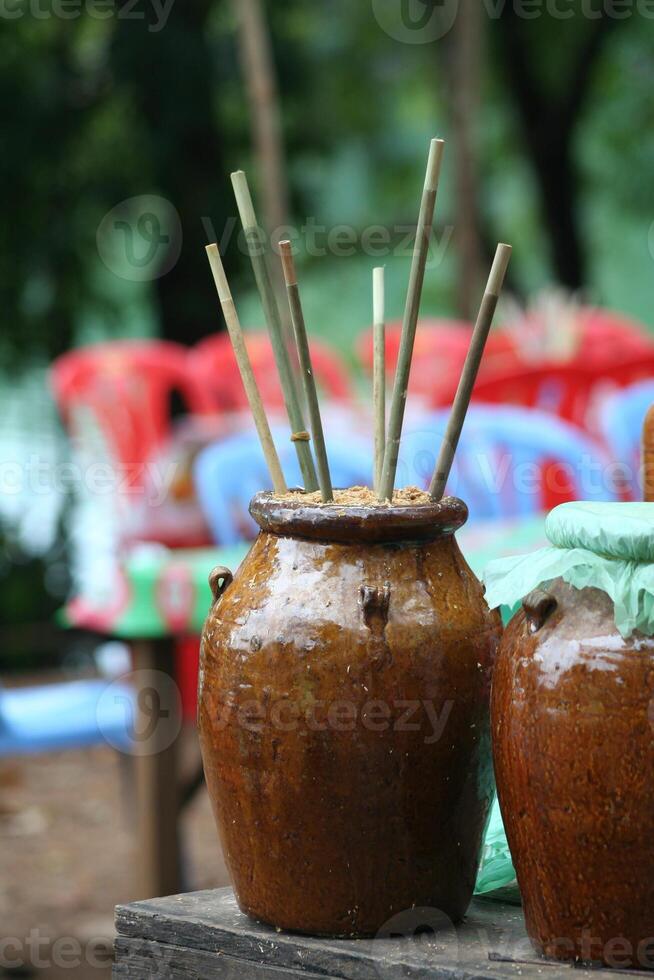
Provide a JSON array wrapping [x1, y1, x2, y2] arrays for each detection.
[[51, 340, 206, 489], [190, 332, 353, 413], [357, 319, 518, 403], [51, 340, 213, 551], [498, 306, 654, 372], [577, 308, 653, 361], [52, 340, 213, 721], [468, 363, 596, 429], [444, 354, 654, 434]]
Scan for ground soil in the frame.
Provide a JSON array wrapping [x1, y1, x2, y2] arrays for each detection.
[[0, 712, 229, 978]]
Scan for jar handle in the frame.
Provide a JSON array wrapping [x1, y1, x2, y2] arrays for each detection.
[[209, 566, 233, 603], [360, 583, 391, 631], [523, 588, 557, 633]]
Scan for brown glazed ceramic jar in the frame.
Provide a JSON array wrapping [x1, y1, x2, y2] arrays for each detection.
[[644, 403, 654, 502], [493, 578, 654, 969], [199, 492, 501, 937]]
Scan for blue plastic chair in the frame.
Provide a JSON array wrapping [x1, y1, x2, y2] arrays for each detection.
[[193, 428, 373, 544], [599, 380, 654, 497], [0, 678, 134, 756], [396, 405, 617, 520]]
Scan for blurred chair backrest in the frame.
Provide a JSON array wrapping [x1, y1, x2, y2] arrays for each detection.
[[458, 355, 654, 433], [0, 678, 134, 756], [575, 308, 654, 367], [357, 319, 518, 404], [190, 332, 353, 414], [51, 340, 202, 490], [598, 380, 654, 500], [467, 363, 594, 429], [598, 353, 654, 388], [193, 428, 373, 544], [396, 405, 616, 521], [497, 306, 653, 370], [358, 318, 475, 371]]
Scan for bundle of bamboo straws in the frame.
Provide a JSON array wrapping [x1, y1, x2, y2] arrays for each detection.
[[206, 138, 511, 504]]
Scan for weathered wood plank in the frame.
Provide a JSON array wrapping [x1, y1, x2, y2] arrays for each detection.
[[113, 936, 343, 979], [114, 888, 640, 980]]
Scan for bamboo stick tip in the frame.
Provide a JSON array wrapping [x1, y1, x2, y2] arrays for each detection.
[[487, 243, 513, 297], [425, 138, 446, 192], [373, 267, 385, 325], [230, 169, 258, 229], [205, 243, 231, 303], [230, 169, 247, 193], [279, 240, 297, 285]]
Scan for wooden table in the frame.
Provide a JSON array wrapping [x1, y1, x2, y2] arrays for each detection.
[[113, 887, 641, 979]]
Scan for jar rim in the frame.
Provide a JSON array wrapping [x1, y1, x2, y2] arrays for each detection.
[[249, 490, 468, 544]]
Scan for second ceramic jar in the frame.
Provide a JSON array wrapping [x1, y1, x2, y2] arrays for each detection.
[[199, 492, 502, 937], [486, 502, 654, 969]]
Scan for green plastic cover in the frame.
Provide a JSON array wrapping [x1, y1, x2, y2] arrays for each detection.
[[474, 796, 519, 901], [484, 502, 654, 638]]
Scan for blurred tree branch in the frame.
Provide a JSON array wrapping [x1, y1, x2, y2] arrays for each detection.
[[444, 0, 486, 319], [233, 0, 289, 237]]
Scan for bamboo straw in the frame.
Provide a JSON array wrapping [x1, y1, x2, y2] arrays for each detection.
[[373, 267, 386, 494], [279, 241, 333, 503], [428, 243, 512, 500], [231, 170, 318, 492], [378, 138, 445, 500], [205, 244, 287, 494], [643, 404, 654, 502]]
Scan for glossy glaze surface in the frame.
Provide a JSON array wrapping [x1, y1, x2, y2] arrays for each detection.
[[493, 578, 654, 968], [645, 404, 654, 503], [199, 495, 501, 936]]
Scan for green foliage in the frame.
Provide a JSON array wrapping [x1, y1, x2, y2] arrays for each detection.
[[0, 15, 149, 366], [0, 513, 71, 671], [1, 0, 654, 367]]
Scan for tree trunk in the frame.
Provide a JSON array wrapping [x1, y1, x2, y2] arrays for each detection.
[[496, 10, 618, 290], [531, 139, 584, 289], [446, 0, 485, 318]]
